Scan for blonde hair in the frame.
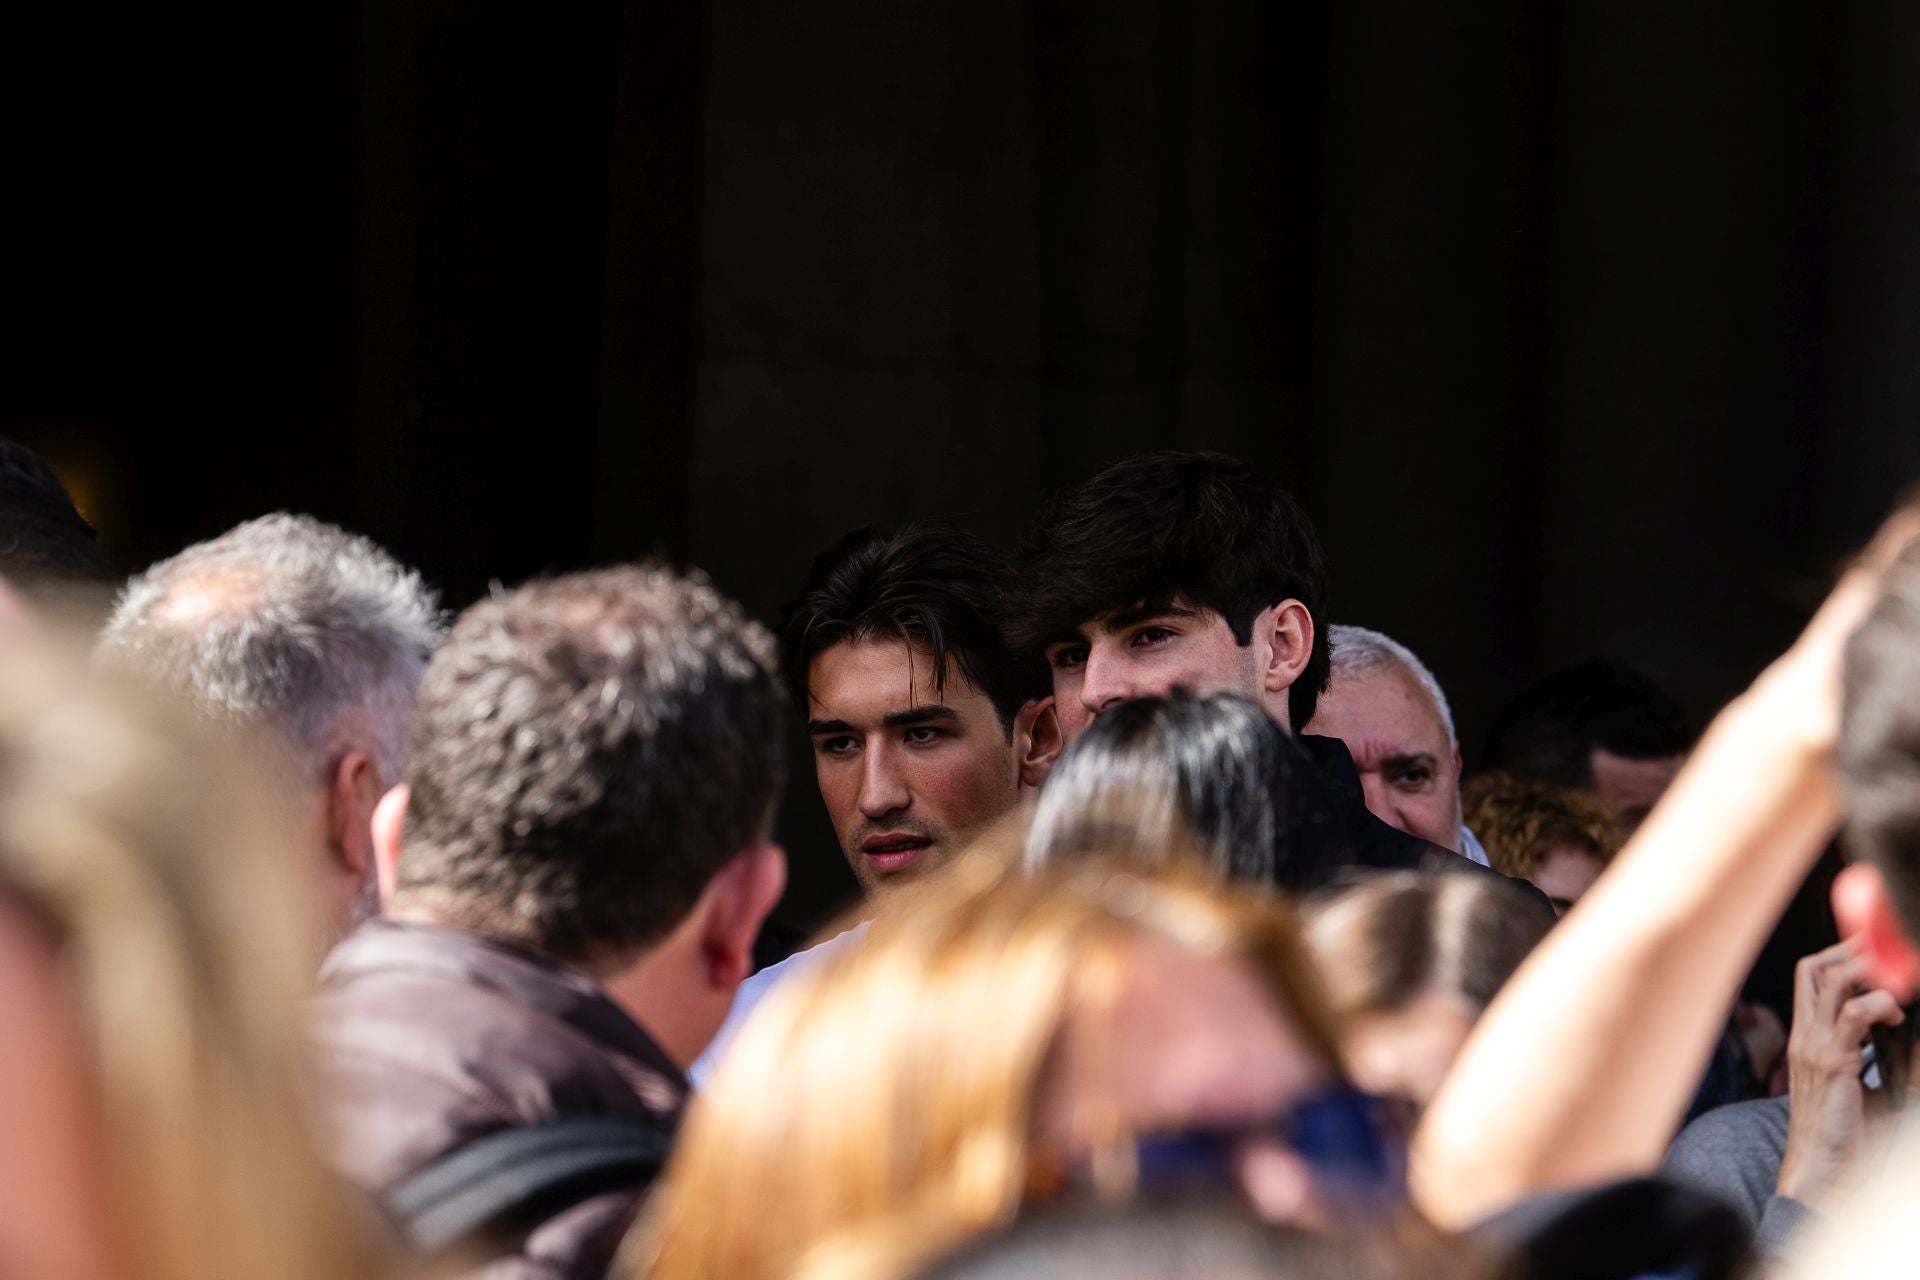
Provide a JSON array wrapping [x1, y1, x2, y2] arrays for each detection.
[[0, 642, 380, 1280], [626, 850, 1343, 1280]]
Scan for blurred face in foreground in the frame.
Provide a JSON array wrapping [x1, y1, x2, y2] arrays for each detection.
[[807, 638, 1024, 894], [1306, 663, 1463, 851], [1031, 935, 1345, 1226], [0, 899, 117, 1280], [1342, 993, 1477, 1111]]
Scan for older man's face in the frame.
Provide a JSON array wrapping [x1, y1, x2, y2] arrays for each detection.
[[1305, 664, 1463, 852]]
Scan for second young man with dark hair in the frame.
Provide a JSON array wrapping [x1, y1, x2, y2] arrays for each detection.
[[1006, 451, 1516, 881]]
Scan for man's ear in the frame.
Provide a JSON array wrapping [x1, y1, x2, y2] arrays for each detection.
[[370, 784, 409, 906], [702, 842, 787, 992], [1260, 601, 1315, 721], [327, 749, 380, 881], [1834, 861, 1920, 1001], [1016, 696, 1063, 790]]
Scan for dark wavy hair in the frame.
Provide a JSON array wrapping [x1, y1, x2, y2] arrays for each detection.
[[780, 525, 1047, 731], [1024, 692, 1346, 891], [1481, 660, 1693, 787], [1006, 452, 1331, 727], [0, 436, 103, 587]]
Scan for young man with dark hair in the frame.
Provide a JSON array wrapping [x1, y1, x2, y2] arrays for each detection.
[[1007, 451, 1469, 878], [784, 524, 1059, 893], [691, 525, 1059, 1083], [314, 565, 789, 1279], [1482, 660, 1694, 829]]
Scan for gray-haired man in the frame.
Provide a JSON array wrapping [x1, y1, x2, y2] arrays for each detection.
[[1303, 623, 1489, 864], [99, 513, 441, 940]]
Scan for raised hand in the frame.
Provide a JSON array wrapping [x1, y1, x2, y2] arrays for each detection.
[[1775, 939, 1906, 1209]]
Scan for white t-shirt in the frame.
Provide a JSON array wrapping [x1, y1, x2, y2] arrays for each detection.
[[690, 924, 867, 1087], [1458, 824, 1492, 867]]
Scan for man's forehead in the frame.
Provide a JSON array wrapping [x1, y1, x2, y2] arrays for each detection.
[[805, 636, 984, 716], [1346, 739, 1442, 772], [1330, 665, 1451, 744]]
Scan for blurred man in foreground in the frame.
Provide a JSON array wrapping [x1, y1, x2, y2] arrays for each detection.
[[315, 565, 788, 1278]]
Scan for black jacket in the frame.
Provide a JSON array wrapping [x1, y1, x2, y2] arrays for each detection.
[[1294, 733, 1556, 914], [314, 921, 686, 1279]]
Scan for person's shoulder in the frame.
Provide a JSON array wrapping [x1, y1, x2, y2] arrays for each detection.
[[1663, 1096, 1792, 1228], [1668, 1095, 1792, 1167]]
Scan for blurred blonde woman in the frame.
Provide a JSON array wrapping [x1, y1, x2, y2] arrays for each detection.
[[625, 851, 1408, 1280], [0, 641, 381, 1280]]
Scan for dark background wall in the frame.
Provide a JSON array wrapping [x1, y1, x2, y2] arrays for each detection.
[[7, 1, 1920, 930]]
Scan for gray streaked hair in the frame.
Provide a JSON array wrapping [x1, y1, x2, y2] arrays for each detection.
[[98, 513, 441, 786], [1327, 624, 1457, 746]]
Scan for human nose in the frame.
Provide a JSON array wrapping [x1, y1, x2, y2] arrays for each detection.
[[1357, 773, 1405, 834], [857, 742, 911, 818], [1077, 643, 1134, 718]]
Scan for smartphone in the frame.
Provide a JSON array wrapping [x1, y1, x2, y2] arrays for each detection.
[[1867, 1002, 1917, 1111]]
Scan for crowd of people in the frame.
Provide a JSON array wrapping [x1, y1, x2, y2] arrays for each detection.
[[2, 435, 1918, 1280]]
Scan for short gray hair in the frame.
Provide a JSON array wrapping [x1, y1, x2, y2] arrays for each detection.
[[99, 514, 441, 786], [1327, 624, 1457, 745]]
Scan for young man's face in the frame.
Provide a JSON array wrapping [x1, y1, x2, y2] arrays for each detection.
[[1043, 602, 1267, 744], [1304, 663, 1464, 852], [807, 638, 1023, 894]]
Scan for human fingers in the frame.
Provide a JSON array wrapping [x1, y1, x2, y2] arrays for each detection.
[[1798, 945, 1866, 1025], [1837, 989, 1906, 1046]]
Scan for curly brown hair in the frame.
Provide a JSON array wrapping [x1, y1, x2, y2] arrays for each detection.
[[1460, 770, 1624, 879]]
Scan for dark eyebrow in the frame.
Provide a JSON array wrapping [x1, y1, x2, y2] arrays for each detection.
[[883, 705, 958, 728], [1101, 601, 1203, 633], [1381, 753, 1439, 772], [806, 706, 960, 736]]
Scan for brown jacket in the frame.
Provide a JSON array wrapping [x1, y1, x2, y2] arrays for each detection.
[[313, 920, 688, 1280]]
